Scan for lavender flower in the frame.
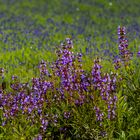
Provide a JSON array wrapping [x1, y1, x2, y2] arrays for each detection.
[[92, 58, 102, 90], [94, 106, 104, 122], [41, 118, 48, 131], [113, 58, 121, 70], [64, 111, 71, 119], [1, 37, 120, 138], [11, 75, 18, 81], [101, 72, 117, 120], [39, 60, 49, 78], [52, 38, 87, 94], [118, 26, 132, 65], [137, 51, 140, 57]]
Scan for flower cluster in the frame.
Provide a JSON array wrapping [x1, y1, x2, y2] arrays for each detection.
[[101, 73, 117, 120], [51, 38, 90, 103], [94, 106, 104, 123], [92, 58, 102, 90], [118, 26, 132, 65], [39, 60, 50, 79], [1, 63, 54, 136], [113, 58, 121, 70], [1, 38, 119, 139], [91, 58, 117, 121]]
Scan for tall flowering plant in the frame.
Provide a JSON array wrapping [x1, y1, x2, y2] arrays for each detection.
[[2, 32, 137, 139], [51, 38, 90, 103], [117, 26, 133, 67]]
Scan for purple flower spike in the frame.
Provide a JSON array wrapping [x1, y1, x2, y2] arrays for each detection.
[[92, 58, 102, 90], [117, 26, 132, 65], [94, 106, 104, 122]]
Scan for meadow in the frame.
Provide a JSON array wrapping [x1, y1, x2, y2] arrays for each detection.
[[0, 0, 140, 139]]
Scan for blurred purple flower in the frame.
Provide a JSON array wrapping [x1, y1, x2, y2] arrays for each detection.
[[137, 51, 140, 57]]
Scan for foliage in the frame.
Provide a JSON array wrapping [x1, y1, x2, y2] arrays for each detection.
[[0, 0, 140, 139]]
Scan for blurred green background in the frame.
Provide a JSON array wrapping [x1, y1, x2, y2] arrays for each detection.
[[0, 0, 140, 82]]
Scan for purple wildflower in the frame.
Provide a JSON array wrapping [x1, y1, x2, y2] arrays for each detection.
[[118, 26, 133, 65], [92, 58, 102, 90], [113, 58, 121, 70], [94, 106, 104, 122], [137, 51, 140, 57], [64, 111, 71, 119]]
